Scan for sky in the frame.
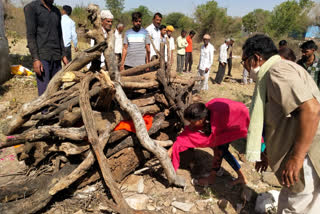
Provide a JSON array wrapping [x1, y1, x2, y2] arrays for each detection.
[[14, 0, 319, 17]]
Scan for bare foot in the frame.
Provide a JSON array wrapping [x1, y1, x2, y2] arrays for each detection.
[[192, 172, 216, 186], [231, 176, 247, 186]]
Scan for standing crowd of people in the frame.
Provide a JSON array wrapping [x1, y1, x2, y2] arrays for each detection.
[[22, 1, 320, 213]]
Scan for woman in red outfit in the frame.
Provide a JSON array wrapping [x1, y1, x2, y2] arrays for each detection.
[[168, 98, 249, 186]]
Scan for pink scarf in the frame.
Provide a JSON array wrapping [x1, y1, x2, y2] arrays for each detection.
[[171, 98, 250, 171]]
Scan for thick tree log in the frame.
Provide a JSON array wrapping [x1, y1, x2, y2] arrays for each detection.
[[4, 45, 105, 135], [86, 4, 105, 44], [139, 104, 161, 115], [79, 74, 134, 213], [108, 130, 130, 144], [59, 107, 82, 127], [51, 142, 90, 156], [154, 93, 169, 107], [153, 140, 173, 147], [0, 126, 87, 149], [0, 164, 77, 214], [157, 68, 186, 122], [122, 80, 159, 89], [132, 96, 156, 107], [31, 84, 101, 121], [171, 76, 204, 85], [120, 60, 160, 76], [50, 111, 165, 196], [114, 82, 185, 187], [121, 72, 157, 82]]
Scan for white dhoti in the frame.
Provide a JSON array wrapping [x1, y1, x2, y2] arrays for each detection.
[[198, 69, 210, 90]]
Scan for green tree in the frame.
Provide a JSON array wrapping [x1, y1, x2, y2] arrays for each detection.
[[194, 0, 232, 38], [132, 5, 153, 27], [105, 0, 125, 21], [267, 0, 314, 37], [242, 9, 271, 33], [165, 12, 184, 28], [165, 12, 194, 30]]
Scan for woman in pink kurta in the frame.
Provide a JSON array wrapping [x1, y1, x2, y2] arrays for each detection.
[[168, 98, 250, 186]]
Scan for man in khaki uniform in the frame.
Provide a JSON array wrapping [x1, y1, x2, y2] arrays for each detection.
[[242, 34, 320, 213]]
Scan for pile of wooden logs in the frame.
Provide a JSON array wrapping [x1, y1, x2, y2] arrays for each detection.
[[0, 4, 202, 214]]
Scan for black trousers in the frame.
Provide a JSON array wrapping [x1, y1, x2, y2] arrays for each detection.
[[215, 62, 226, 84], [227, 58, 232, 76], [37, 59, 61, 96], [65, 46, 72, 62], [185, 52, 193, 71]]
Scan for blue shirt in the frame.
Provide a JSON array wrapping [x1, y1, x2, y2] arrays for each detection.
[[61, 14, 78, 48]]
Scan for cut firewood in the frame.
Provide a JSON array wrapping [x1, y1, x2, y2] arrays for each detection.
[[120, 71, 157, 82], [79, 73, 134, 213], [0, 5, 199, 214], [114, 82, 185, 187], [122, 80, 159, 89], [0, 164, 77, 214], [132, 96, 156, 107], [120, 59, 160, 76]]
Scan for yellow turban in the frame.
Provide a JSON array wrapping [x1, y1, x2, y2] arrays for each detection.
[[166, 25, 175, 32]]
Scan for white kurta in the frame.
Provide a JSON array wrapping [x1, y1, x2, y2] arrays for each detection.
[[146, 23, 161, 58], [114, 29, 123, 54], [219, 43, 228, 64], [198, 43, 214, 90], [164, 35, 175, 62]]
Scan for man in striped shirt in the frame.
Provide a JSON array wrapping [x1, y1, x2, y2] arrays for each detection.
[[120, 12, 150, 70]]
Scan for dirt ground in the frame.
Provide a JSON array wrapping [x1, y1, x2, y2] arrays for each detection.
[[0, 39, 281, 214]]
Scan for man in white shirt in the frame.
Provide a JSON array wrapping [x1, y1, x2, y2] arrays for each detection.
[[88, 10, 113, 70], [166, 25, 175, 66], [214, 38, 230, 84], [198, 34, 214, 90], [114, 23, 124, 64], [61, 5, 78, 62], [146, 13, 162, 60]]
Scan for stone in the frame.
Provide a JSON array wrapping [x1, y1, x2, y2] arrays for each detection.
[[121, 175, 144, 193], [0, 101, 10, 115], [172, 207, 177, 213], [125, 194, 149, 210], [171, 201, 195, 212], [164, 200, 171, 207], [254, 190, 280, 213], [217, 199, 229, 210], [196, 199, 213, 211], [262, 172, 281, 187], [147, 205, 155, 211]]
